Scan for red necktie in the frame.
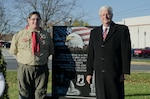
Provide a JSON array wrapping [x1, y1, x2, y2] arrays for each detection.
[[32, 32, 40, 55], [103, 28, 107, 41]]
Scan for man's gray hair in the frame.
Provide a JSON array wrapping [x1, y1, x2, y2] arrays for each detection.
[[99, 6, 113, 15]]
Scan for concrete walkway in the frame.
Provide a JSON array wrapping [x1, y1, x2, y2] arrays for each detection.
[[2, 48, 150, 65], [1, 49, 16, 59]]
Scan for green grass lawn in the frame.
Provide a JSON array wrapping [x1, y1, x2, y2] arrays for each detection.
[[6, 71, 150, 99], [6, 70, 52, 98], [125, 73, 150, 99]]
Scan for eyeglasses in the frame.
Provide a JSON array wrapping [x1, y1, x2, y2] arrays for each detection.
[[30, 18, 41, 21]]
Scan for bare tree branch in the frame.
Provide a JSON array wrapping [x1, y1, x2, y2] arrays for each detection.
[[13, 0, 82, 32], [0, 0, 10, 34]]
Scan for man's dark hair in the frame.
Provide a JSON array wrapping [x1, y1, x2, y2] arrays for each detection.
[[28, 11, 41, 19]]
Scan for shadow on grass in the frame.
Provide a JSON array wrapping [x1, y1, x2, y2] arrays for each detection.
[[125, 93, 150, 97]]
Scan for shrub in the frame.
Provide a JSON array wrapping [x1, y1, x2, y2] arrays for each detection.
[[0, 48, 9, 99]]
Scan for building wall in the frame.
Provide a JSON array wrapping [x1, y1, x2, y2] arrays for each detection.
[[117, 16, 150, 48]]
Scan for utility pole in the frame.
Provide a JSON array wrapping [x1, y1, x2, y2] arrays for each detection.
[[144, 31, 146, 48], [66, 16, 72, 34], [137, 26, 139, 48]]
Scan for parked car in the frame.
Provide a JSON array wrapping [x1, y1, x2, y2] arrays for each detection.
[[0, 41, 11, 48], [3, 42, 11, 48], [0, 41, 5, 47], [134, 47, 150, 57]]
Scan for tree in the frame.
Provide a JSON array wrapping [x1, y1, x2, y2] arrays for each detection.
[[72, 19, 90, 26], [0, 0, 10, 35], [13, 0, 80, 32]]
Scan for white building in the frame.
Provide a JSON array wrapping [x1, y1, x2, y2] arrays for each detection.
[[117, 16, 150, 48]]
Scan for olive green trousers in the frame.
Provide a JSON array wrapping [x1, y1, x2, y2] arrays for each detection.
[[17, 63, 49, 99]]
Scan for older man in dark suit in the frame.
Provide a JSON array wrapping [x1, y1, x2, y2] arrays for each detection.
[[86, 6, 131, 99]]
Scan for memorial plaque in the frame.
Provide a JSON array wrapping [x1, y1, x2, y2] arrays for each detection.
[[52, 26, 95, 98]]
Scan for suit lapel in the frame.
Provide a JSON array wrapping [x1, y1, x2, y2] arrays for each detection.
[[99, 26, 103, 42], [94, 26, 103, 42], [93, 23, 117, 43], [105, 22, 117, 42]]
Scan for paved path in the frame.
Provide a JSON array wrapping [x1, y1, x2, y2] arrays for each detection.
[[1, 49, 16, 59], [2, 48, 150, 65], [1, 48, 150, 64], [1, 49, 150, 72]]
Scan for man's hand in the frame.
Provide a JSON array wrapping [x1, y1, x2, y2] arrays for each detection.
[[86, 75, 92, 84], [120, 74, 127, 82]]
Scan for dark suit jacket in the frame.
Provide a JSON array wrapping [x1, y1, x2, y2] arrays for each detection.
[[86, 21, 131, 99]]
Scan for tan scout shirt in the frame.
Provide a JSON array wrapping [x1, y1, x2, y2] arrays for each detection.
[[9, 28, 54, 65]]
